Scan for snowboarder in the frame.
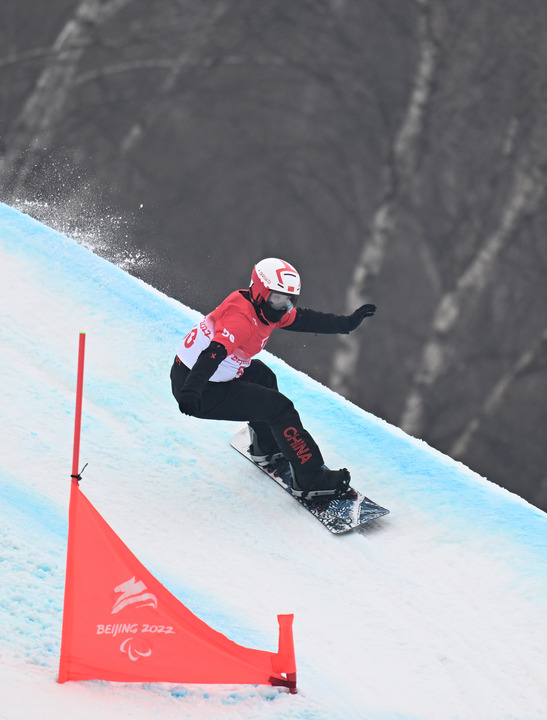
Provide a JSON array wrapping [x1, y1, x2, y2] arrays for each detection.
[[171, 258, 376, 498]]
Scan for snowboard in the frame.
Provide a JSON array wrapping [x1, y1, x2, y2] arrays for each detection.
[[230, 427, 389, 534]]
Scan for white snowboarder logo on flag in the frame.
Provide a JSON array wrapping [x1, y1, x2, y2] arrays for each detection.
[[112, 577, 158, 614]]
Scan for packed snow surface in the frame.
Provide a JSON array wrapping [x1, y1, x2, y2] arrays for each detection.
[[0, 202, 546, 720]]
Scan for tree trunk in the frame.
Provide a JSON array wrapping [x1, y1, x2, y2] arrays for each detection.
[[2, 0, 134, 197], [330, 0, 438, 397], [400, 162, 547, 437]]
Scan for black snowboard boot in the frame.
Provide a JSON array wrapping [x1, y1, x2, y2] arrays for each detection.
[[289, 466, 351, 499], [248, 426, 284, 467]]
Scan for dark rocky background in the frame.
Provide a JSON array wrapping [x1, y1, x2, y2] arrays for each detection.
[[2, 0, 546, 510]]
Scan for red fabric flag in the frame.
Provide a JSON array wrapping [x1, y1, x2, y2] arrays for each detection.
[[58, 481, 296, 690]]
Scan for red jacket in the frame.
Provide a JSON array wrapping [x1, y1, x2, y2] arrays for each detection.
[[177, 290, 297, 380]]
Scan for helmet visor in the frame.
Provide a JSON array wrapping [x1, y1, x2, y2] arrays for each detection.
[[267, 291, 298, 312]]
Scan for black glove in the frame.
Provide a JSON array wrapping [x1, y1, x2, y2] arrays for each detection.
[[347, 304, 376, 331], [176, 341, 228, 416], [178, 389, 202, 416]]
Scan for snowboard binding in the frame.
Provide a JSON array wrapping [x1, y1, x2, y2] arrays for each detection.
[[247, 426, 356, 502], [256, 454, 355, 502]]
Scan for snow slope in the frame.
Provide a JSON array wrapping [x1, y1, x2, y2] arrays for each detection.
[[0, 201, 546, 720]]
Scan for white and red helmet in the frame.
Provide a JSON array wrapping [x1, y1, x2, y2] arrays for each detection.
[[250, 258, 301, 305]]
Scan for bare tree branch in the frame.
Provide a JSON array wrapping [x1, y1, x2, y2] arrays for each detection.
[[115, 1, 233, 156], [0, 47, 59, 69], [450, 324, 547, 458]]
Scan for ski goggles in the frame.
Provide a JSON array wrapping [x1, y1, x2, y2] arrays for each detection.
[[267, 291, 299, 312]]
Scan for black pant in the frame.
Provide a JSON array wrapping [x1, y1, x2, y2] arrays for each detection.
[[170, 357, 324, 485]]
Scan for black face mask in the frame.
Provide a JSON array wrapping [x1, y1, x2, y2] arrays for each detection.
[[258, 299, 287, 323]]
